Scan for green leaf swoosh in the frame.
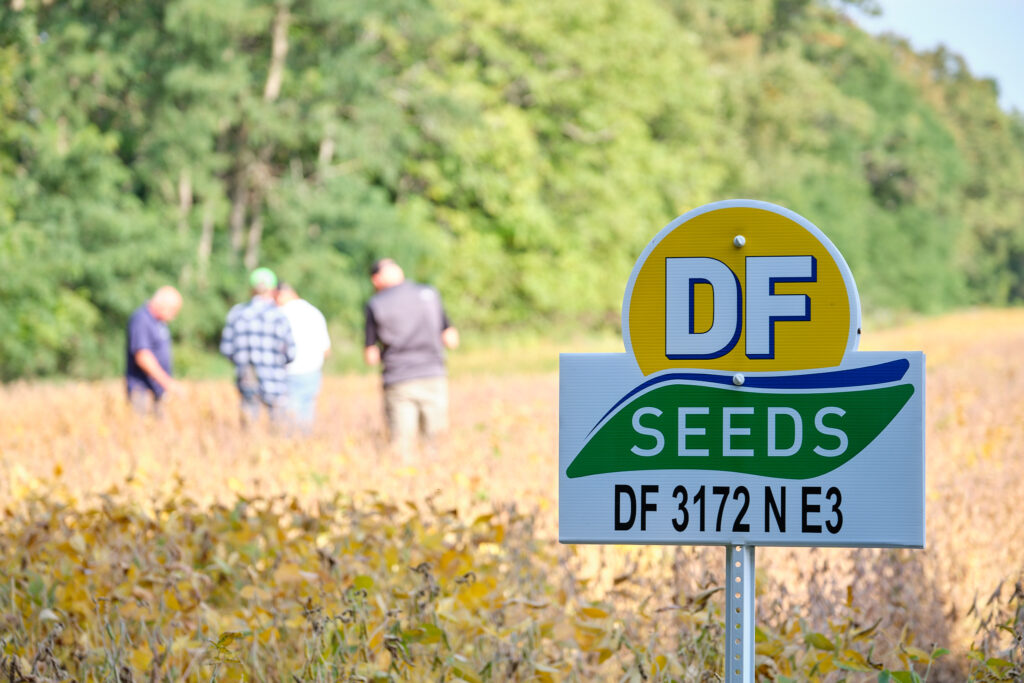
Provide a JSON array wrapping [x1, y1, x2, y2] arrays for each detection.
[[566, 383, 914, 479]]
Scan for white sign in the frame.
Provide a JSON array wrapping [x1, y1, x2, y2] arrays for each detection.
[[559, 200, 925, 547]]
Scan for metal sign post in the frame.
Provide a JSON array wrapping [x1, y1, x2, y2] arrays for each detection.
[[725, 545, 756, 682]]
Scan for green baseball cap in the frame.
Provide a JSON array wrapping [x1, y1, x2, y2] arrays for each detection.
[[249, 267, 278, 290]]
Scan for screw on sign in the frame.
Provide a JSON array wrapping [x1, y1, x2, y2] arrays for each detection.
[[558, 200, 925, 682]]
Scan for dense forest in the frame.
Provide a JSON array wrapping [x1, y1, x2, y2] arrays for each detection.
[[1, 0, 1022, 379]]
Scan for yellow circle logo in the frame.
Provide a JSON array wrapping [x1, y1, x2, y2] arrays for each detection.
[[624, 201, 860, 375]]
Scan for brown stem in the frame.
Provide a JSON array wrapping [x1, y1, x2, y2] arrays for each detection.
[[177, 169, 193, 237], [243, 206, 264, 271], [197, 202, 215, 287], [263, 2, 290, 102], [228, 175, 248, 259]]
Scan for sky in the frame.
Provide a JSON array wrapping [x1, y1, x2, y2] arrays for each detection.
[[849, 0, 1024, 113]]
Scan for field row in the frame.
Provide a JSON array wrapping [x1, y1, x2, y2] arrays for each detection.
[[1, 309, 1023, 680]]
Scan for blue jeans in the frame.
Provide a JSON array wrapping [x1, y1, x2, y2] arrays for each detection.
[[238, 365, 286, 426], [287, 371, 322, 430]]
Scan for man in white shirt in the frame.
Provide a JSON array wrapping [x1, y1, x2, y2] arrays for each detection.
[[275, 283, 331, 431]]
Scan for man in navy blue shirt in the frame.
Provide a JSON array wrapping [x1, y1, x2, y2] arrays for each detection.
[[125, 286, 183, 414], [220, 268, 296, 425]]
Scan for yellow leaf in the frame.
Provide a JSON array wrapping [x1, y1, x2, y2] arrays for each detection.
[[756, 641, 784, 657], [903, 645, 932, 662], [816, 651, 837, 674], [451, 654, 481, 683], [171, 636, 200, 654], [69, 532, 86, 556], [579, 605, 610, 619], [456, 580, 492, 608], [130, 646, 152, 672], [986, 657, 1014, 669], [352, 575, 375, 591], [777, 657, 793, 676], [239, 585, 269, 601], [853, 617, 882, 641], [384, 545, 399, 569], [573, 623, 608, 652], [120, 602, 154, 622], [68, 600, 92, 618], [272, 563, 305, 584], [838, 649, 876, 672], [805, 632, 835, 651], [367, 628, 384, 651], [163, 590, 181, 612], [421, 532, 444, 551], [405, 623, 444, 644], [440, 548, 469, 575], [477, 542, 501, 556], [215, 631, 246, 649]]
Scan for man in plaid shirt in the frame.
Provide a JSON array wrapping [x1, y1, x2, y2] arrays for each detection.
[[220, 267, 297, 424]]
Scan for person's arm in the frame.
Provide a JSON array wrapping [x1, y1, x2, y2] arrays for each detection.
[[364, 303, 380, 365], [128, 311, 180, 393], [442, 326, 459, 350], [364, 345, 380, 366], [134, 349, 180, 393], [219, 312, 235, 358], [439, 302, 459, 349]]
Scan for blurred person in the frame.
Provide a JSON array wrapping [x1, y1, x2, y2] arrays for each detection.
[[275, 282, 331, 432], [363, 258, 459, 461], [125, 285, 183, 415], [219, 267, 296, 426]]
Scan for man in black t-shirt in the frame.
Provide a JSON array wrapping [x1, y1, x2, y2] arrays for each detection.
[[364, 258, 459, 460]]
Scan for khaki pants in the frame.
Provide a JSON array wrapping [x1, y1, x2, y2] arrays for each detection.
[[128, 388, 163, 418], [383, 376, 448, 461]]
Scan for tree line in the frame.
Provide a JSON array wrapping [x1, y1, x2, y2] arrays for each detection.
[[1, 0, 1022, 380]]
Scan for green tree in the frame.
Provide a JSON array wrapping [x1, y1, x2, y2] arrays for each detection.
[[2, 0, 1023, 380]]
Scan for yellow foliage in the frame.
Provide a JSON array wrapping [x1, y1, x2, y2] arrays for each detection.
[[130, 646, 153, 672], [837, 648, 876, 672], [0, 310, 1022, 679]]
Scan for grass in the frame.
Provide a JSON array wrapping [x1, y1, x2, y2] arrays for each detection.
[[171, 323, 624, 381]]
